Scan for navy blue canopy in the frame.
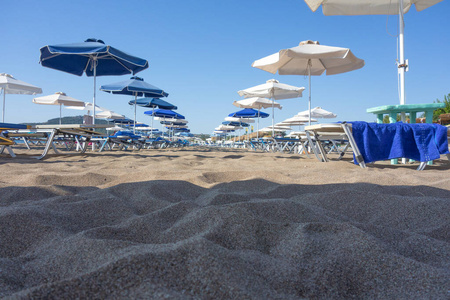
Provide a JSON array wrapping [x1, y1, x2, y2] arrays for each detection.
[[40, 39, 148, 76], [222, 121, 250, 127], [129, 97, 176, 109], [160, 121, 186, 126], [144, 109, 185, 119], [228, 108, 269, 118], [101, 77, 168, 97]]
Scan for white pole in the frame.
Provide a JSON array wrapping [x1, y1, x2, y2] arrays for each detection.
[[2, 89, 5, 122], [151, 107, 155, 138], [133, 95, 137, 134], [257, 107, 260, 139], [399, 0, 406, 123], [59, 104, 62, 125], [308, 60, 312, 126], [92, 57, 97, 125]]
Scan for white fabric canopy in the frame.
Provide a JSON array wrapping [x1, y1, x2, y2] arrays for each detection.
[[238, 79, 304, 100], [296, 107, 337, 119], [251, 41, 363, 125], [32, 92, 85, 106], [216, 125, 240, 131], [66, 102, 106, 112], [282, 115, 317, 124], [0, 73, 42, 122], [260, 125, 292, 132], [238, 79, 304, 136], [154, 117, 188, 124], [33, 92, 84, 124], [95, 110, 124, 120], [232, 97, 282, 109], [304, 0, 443, 15], [224, 116, 255, 123]]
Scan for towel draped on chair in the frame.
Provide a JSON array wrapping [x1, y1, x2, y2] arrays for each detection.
[[350, 122, 449, 164]]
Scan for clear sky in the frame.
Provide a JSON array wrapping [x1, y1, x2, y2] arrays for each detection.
[[1, 0, 449, 134]]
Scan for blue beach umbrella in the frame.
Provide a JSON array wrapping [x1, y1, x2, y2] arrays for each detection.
[[145, 109, 185, 119], [222, 121, 250, 127], [228, 108, 269, 138], [100, 76, 168, 132], [129, 97, 177, 136], [39, 38, 149, 124]]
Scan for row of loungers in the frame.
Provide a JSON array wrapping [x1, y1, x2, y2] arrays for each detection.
[[214, 122, 450, 171], [0, 123, 190, 160]]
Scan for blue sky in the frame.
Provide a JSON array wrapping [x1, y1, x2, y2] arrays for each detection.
[[1, 0, 449, 134]]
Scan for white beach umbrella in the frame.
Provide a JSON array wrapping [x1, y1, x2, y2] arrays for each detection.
[[303, 0, 443, 111], [260, 125, 292, 133], [296, 106, 337, 119], [224, 116, 255, 123], [154, 117, 188, 124], [252, 40, 364, 125], [0, 73, 42, 122], [95, 110, 124, 120], [32, 92, 85, 124], [238, 79, 305, 136], [233, 97, 282, 138]]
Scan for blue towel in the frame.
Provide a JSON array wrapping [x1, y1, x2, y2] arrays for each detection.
[[350, 122, 449, 164]]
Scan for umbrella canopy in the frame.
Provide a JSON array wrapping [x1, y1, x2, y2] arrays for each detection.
[[32, 92, 85, 124], [260, 125, 292, 132], [238, 79, 304, 136], [281, 115, 317, 125], [100, 76, 168, 132], [113, 118, 134, 124], [228, 108, 269, 118], [154, 117, 188, 124], [100, 77, 168, 97], [303, 0, 443, 109], [252, 40, 363, 125], [304, 0, 442, 15], [238, 79, 304, 100], [216, 125, 241, 131], [222, 121, 250, 127], [129, 97, 177, 109], [224, 116, 255, 123], [0, 73, 42, 122], [296, 106, 337, 119], [160, 121, 187, 126], [39, 38, 149, 124], [66, 102, 105, 112], [144, 109, 185, 119], [232, 97, 282, 110], [95, 110, 124, 120]]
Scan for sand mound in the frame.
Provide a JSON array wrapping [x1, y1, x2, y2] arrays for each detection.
[[0, 148, 449, 298]]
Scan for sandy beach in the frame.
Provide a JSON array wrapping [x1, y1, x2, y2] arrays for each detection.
[[0, 147, 449, 299]]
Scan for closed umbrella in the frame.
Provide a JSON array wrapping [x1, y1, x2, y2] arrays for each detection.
[[252, 40, 364, 125], [303, 0, 443, 108], [39, 38, 149, 124], [32, 92, 85, 124], [238, 79, 304, 136], [100, 76, 168, 132], [0, 73, 42, 122]]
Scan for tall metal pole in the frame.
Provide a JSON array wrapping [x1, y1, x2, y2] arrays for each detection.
[[92, 57, 97, 125], [308, 60, 312, 126], [2, 90, 5, 122], [398, 0, 407, 123], [133, 95, 137, 134]]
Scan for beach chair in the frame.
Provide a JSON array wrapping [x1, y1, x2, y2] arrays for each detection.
[[305, 122, 450, 170], [0, 123, 32, 157], [99, 130, 145, 152], [30, 124, 110, 159]]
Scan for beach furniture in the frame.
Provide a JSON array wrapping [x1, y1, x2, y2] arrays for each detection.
[[305, 122, 450, 170], [30, 124, 111, 159], [99, 130, 145, 152], [0, 122, 31, 157]]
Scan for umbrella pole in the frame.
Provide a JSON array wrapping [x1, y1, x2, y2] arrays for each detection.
[[257, 107, 260, 139], [2, 89, 5, 122], [308, 61, 312, 126], [271, 100, 275, 137], [92, 57, 97, 125], [59, 104, 62, 125], [134, 95, 137, 134], [151, 107, 155, 139]]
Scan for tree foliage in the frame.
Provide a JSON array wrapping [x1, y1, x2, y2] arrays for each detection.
[[432, 93, 450, 122]]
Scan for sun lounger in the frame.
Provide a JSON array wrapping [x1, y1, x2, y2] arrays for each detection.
[[0, 122, 31, 157], [99, 130, 145, 152], [31, 124, 111, 159], [305, 122, 450, 170]]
